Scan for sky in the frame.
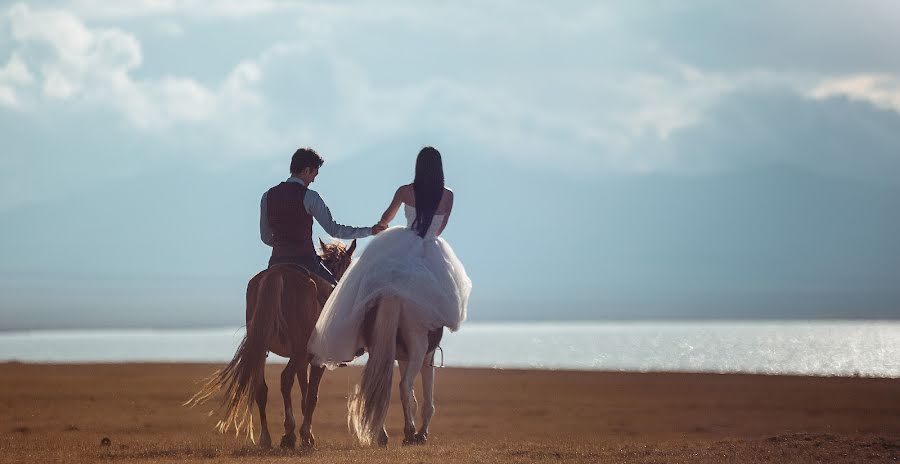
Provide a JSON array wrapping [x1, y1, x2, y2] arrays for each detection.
[[1, 1, 899, 330]]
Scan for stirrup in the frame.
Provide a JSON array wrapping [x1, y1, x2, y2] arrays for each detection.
[[430, 346, 445, 368]]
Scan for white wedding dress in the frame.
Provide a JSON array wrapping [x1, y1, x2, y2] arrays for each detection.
[[309, 204, 471, 368]]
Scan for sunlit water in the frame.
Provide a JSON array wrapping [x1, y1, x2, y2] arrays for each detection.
[[1, 321, 898, 377]]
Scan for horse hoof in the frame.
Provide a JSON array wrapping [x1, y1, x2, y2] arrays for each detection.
[[299, 429, 316, 449], [377, 433, 389, 448], [279, 434, 296, 449], [258, 436, 272, 449], [403, 433, 427, 446]]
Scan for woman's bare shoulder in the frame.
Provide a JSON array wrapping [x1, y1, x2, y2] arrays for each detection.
[[398, 184, 414, 202], [438, 187, 454, 213]]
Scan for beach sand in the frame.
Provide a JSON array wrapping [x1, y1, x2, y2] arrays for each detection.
[[1, 362, 898, 463]]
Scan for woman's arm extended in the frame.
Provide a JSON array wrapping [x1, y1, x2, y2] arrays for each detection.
[[378, 186, 405, 227]]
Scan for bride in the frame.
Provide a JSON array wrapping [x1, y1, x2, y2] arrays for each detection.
[[309, 146, 471, 368]]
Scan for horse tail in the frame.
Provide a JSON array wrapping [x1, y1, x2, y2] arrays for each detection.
[[348, 295, 402, 445], [185, 271, 283, 442]]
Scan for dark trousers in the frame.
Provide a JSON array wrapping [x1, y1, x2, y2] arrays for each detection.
[[268, 255, 338, 286]]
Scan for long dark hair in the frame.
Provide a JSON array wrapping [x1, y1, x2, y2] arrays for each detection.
[[411, 146, 444, 238]]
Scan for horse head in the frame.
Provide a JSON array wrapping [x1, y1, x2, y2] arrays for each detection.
[[319, 238, 356, 281]]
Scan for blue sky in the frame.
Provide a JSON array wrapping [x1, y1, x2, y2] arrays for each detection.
[[1, 1, 899, 329]]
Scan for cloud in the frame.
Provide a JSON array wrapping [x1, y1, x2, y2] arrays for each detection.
[[2, 0, 900, 183], [809, 74, 900, 114], [3, 4, 272, 143], [185, 6, 739, 172], [7, 3, 141, 103], [8, 4, 94, 58], [155, 20, 184, 38], [67, 0, 291, 19], [635, 0, 900, 74], [0, 52, 33, 107], [0, 3, 287, 211]]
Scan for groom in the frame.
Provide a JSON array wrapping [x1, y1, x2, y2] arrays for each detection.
[[260, 148, 384, 285]]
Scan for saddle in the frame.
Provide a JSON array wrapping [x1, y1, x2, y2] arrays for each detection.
[[260, 264, 331, 346]]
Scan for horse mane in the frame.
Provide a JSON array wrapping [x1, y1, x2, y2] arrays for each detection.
[[319, 241, 348, 268]]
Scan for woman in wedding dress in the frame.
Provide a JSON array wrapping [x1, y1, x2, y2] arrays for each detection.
[[309, 146, 471, 368]]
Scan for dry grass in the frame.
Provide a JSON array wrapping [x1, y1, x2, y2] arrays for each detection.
[[1, 362, 898, 463]]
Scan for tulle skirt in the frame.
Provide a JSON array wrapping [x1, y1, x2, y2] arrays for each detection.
[[309, 226, 471, 368]]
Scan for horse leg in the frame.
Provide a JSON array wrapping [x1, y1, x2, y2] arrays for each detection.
[[398, 320, 428, 446], [255, 365, 272, 448], [294, 356, 310, 445], [278, 360, 297, 448], [296, 359, 309, 416], [300, 364, 325, 448], [397, 360, 413, 443], [415, 352, 436, 444]]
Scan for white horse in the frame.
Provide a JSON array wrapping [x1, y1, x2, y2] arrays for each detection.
[[348, 294, 443, 447]]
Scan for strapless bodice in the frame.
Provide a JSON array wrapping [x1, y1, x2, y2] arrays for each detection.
[[404, 204, 444, 239]]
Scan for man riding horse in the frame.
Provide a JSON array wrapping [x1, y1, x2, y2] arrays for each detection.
[[187, 148, 383, 448], [261, 148, 385, 282]]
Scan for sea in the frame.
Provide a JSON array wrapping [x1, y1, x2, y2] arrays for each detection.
[[1, 321, 898, 378]]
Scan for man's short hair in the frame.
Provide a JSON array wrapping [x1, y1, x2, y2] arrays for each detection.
[[290, 148, 325, 174]]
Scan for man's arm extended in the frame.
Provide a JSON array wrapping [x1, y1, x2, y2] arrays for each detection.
[[304, 189, 373, 239], [260, 192, 275, 246]]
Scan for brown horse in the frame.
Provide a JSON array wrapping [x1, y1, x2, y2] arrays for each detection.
[[185, 239, 356, 448]]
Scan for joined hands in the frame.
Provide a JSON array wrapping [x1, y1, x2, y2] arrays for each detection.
[[372, 222, 388, 235]]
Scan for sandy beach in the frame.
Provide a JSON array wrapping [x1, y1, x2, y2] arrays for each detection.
[[1, 362, 898, 463]]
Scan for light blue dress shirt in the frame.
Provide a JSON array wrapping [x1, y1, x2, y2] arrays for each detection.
[[260, 177, 372, 246]]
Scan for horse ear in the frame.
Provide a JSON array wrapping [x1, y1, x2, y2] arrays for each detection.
[[319, 238, 327, 251], [348, 239, 357, 255]]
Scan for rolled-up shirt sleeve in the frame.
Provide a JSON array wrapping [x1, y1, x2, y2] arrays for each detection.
[[304, 189, 373, 239], [260, 192, 275, 246]]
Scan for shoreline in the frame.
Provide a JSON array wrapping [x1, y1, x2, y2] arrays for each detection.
[[3, 321, 897, 378], [1, 361, 895, 380]]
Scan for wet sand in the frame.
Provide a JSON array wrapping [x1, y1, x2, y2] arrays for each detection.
[[1, 362, 898, 463]]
